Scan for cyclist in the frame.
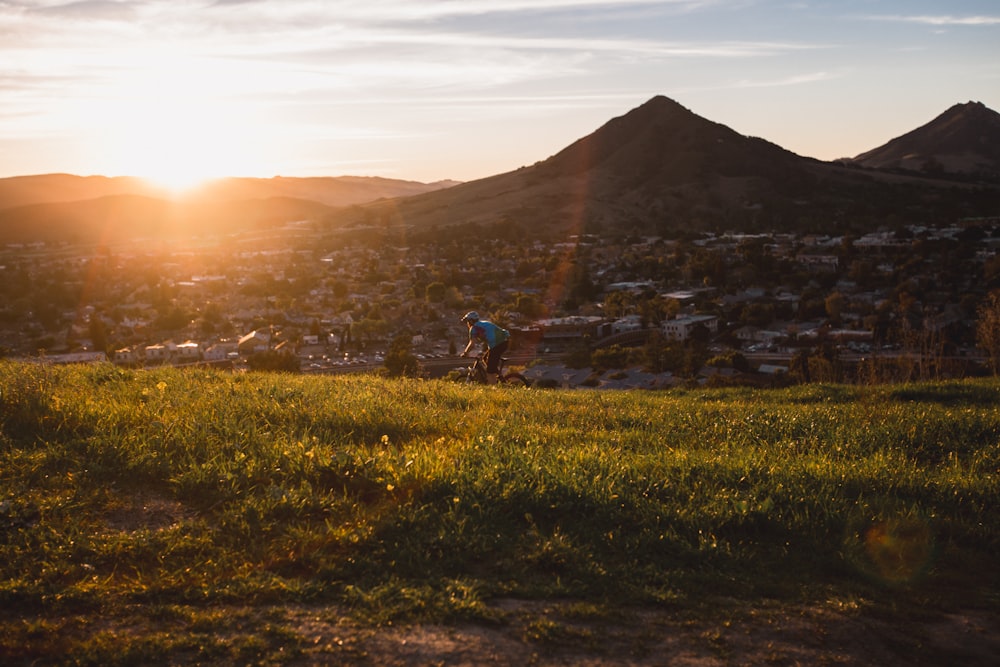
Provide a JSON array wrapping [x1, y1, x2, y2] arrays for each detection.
[[460, 311, 510, 385]]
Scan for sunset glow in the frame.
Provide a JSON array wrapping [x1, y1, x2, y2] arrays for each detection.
[[1, 0, 998, 183], [101, 100, 261, 194]]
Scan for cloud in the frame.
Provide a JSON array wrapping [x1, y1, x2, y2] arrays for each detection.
[[863, 14, 1000, 27], [24, 0, 140, 21], [0, 0, 826, 124], [214, 0, 724, 22], [730, 71, 842, 89]]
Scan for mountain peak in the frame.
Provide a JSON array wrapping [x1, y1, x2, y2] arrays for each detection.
[[532, 94, 734, 179], [850, 101, 1000, 180]]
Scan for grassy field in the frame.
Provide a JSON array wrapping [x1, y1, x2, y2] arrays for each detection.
[[1, 361, 998, 664]]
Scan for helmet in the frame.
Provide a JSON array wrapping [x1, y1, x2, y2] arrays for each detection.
[[461, 311, 480, 323]]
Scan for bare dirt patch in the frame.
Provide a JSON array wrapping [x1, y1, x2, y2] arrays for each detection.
[[102, 490, 192, 533], [4, 597, 997, 665], [281, 600, 999, 667]]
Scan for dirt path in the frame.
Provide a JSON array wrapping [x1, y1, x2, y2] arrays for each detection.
[[6, 598, 997, 665], [276, 599, 999, 666]]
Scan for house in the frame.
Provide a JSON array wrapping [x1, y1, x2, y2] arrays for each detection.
[[661, 314, 718, 341], [796, 254, 839, 272], [605, 281, 653, 294], [30, 351, 107, 365], [111, 346, 142, 366], [733, 325, 759, 343], [238, 329, 271, 355], [610, 315, 644, 335], [533, 316, 605, 346], [144, 343, 170, 364], [203, 343, 237, 363], [174, 341, 201, 363]]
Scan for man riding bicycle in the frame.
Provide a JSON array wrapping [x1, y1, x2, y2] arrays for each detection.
[[460, 311, 510, 385]]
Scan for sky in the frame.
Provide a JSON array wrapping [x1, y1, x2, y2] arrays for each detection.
[[1, 0, 998, 190]]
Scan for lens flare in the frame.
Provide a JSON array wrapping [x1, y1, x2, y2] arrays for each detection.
[[845, 501, 935, 584]]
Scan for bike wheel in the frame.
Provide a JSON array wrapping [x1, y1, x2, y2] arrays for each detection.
[[467, 366, 487, 384], [503, 372, 530, 387]]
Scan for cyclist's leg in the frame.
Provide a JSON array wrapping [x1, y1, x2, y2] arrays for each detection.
[[486, 340, 508, 383]]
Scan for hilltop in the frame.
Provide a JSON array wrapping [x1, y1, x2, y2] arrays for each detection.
[[2, 96, 998, 245], [325, 95, 1000, 238], [847, 101, 1000, 182]]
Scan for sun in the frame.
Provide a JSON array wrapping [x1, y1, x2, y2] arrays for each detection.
[[109, 106, 254, 195], [99, 54, 266, 194], [138, 160, 229, 196], [139, 160, 223, 196]]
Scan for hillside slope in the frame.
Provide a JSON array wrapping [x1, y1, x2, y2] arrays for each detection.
[[329, 96, 999, 238], [0, 194, 336, 244], [0, 174, 458, 244], [1, 363, 998, 664], [848, 101, 1000, 182]]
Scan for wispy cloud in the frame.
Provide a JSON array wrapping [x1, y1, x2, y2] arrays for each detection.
[[2, 0, 995, 179], [0, 0, 819, 104], [863, 14, 1000, 27], [201, 0, 725, 22], [730, 71, 842, 89]]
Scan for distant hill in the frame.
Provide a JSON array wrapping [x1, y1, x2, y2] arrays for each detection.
[[0, 195, 339, 245], [327, 96, 1000, 238], [0, 174, 458, 244], [180, 176, 462, 208], [3, 97, 999, 245], [846, 102, 1000, 182], [0, 174, 163, 210]]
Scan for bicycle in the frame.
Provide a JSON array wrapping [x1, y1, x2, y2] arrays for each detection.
[[464, 353, 530, 387]]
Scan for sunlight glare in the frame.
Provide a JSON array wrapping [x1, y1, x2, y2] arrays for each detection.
[[108, 101, 259, 195], [98, 51, 268, 194]]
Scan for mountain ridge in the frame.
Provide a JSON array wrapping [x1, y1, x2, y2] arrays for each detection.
[[2, 96, 998, 244], [847, 101, 1000, 181], [0, 174, 460, 244], [0, 173, 459, 209], [325, 95, 999, 238]]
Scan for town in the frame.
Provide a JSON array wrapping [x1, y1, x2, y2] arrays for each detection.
[[2, 215, 999, 387]]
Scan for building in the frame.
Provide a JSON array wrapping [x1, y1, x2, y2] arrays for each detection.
[[238, 329, 271, 355], [661, 314, 719, 342], [111, 346, 142, 366], [534, 316, 605, 346], [174, 341, 201, 363], [144, 343, 170, 364]]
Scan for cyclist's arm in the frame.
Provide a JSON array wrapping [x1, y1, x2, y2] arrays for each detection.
[[460, 338, 474, 357]]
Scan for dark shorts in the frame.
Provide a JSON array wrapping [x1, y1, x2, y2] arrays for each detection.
[[484, 340, 509, 374]]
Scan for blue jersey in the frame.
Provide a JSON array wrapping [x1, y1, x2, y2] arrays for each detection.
[[469, 320, 510, 349]]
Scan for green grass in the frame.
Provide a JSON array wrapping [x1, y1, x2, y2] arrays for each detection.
[[1, 361, 998, 661]]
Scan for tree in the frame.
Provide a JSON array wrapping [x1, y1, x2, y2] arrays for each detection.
[[591, 344, 629, 371], [425, 282, 447, 303], [603, 291, 634, 319], [789, 349, 811, 383], [155, 306, 191, 332], [352, 318, 389, 349], [88, 316, 109, 354], [384, 333, 420, 377], [515, 293, 544, 318], [977, 291, 1000, 375], [563, 339, 593, 369], [824, 291, 845, 325]]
